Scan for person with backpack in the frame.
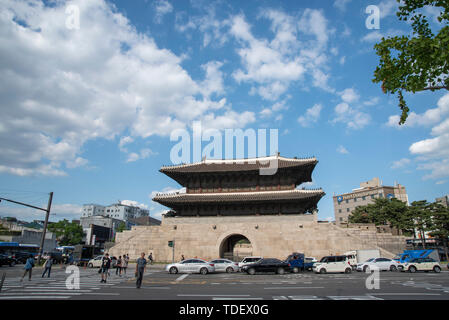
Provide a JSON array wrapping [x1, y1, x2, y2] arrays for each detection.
[[99, 253, 111, 283], [21, 254, 35, 282], [42, 254, 53, 278]]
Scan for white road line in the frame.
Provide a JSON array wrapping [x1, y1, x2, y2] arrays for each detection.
[[0, 292, 83, 295], [176, 274, 189, 282], [372, 293, 441, 296], [264, 287, 324, 289], [0, 296, 71, 299], [118, 286, 171, 289], [213, 298, 263, 300], [178, 294, 251, 297]]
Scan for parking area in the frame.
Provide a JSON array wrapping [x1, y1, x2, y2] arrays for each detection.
[[1, 264, 448, 300]]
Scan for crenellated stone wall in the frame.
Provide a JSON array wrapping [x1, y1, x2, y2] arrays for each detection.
[[108, 214, 408, 262]]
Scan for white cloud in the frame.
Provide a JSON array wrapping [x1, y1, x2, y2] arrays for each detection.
[[391, 158, 411, 169], [120, 200, 149, 210], [298, 104, 323, 127], [126, 148, 155, 163], [153, 0, 173, 24], [331, 89, 371, 130], [0, 0, 252, 176], [338, 88, 359, 103], [334, 0, 352, 12], [336, 145, 349, 154], [406, 94, 449, 179], [0, 203, 82, 222]]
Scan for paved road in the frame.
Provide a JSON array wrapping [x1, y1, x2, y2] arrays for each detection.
[[1, 264, 448, 300]]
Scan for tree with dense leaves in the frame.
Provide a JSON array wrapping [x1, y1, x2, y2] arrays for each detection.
[[116, 221, 127, 233], [428, 203, 449, 261], [373, 0, 449, 124], [48, 219, 84, 246]]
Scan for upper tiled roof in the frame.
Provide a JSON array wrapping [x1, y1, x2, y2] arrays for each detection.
[[153, 188, 324, 204], [160, 155, 317, 174]]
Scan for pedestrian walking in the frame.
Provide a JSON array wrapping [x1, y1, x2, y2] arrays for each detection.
[[122, 254, 129, 274], [181, 254, 185, 261], [42, 254, 53, 278], [135, 252, 147, 289], [116, 256, 122, 276], [21, 254, 35, 282], [99, 253, 111, 283], [148, 252, 153, 265]]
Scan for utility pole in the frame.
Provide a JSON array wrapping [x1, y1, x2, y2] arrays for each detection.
[[0, 192, 53, 264]]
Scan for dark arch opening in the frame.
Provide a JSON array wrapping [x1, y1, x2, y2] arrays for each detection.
[[219, 234, 252, 262]]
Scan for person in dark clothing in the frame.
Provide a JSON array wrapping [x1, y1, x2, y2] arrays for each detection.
[[148, 252, 153, 265], [100, 253, 111, 283], [135, 252, 147, 289]]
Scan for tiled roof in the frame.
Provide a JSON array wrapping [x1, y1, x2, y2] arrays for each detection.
[[160, 155, 317, 173], [153, 189, 324, 204]]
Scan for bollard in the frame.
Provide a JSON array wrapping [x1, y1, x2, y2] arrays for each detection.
[[0, 272, 5, 293]]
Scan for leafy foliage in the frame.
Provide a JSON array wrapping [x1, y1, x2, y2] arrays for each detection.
[[48, 219, 84, 246], [373, 0, 449, 124]]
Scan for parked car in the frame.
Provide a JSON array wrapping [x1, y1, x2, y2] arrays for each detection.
[[209, 259, 239, 273], [165, 259, 215, 275], [13, 251, 35, 264], [242, 258, 291, 275], [313, 255, 352, 274], [238, 256, 263, 270], [398, 258, 441, 273], [356, 257, 399, 272], [285, 253, 315, 272], [305, 257, 317, 263], [0, 253, 16, 267]]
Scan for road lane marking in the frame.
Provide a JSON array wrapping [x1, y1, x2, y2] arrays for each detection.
[[264, 287, 324, 289], [178, 294, 251, 297], [176, 274, 189, 282], [0, 296, 70, 299], [372, 293, 441, 296], [213, 298, 263, 300]]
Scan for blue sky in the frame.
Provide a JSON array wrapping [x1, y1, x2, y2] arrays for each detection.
[[0, 0, 447, 222]]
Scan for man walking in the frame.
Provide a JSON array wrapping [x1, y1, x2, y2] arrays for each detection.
[[21, 254, 35, 282], [100, 253, 111, 283], [42, 254, 53, 278], [122, 254, 129, 274], [148, 252, 153, 265], [116, 256, 122, 276], [135, 252, 147, 289]]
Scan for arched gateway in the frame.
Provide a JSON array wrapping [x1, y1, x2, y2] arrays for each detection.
[[219, 234, 253, 261]]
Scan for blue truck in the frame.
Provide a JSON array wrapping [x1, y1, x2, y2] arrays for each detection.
[[285, 252, 315, 273], [393, 249, 440, 263]]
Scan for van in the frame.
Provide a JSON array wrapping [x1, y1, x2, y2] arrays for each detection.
[[313, 255, 352, 274]]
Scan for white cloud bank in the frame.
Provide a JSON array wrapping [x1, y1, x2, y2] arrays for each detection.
[[0, 0, 254, 176]]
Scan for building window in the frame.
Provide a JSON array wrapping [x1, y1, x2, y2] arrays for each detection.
[[371, 195, 375, 199], [345, 199, 349, 204], [379, 193, 383, 198], [362, 196, 366, 201], [354, 198, 357, 202], [338, 209, 342, 213], [339, 217, 343, 221], [346, 208, 350, 212]]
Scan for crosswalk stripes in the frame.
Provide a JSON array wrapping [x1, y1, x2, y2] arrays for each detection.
[[0, 268, 133, 299]]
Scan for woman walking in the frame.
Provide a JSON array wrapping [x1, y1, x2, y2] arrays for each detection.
[[21, 254, 35, 282]]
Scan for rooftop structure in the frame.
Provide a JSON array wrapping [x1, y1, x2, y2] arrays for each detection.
[[153, 154, 324, 217]]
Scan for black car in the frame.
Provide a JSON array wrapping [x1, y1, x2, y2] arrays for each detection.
[[12, 251, 33, 264], [0, 254, 16, 267], [242, 258, 291, 275]]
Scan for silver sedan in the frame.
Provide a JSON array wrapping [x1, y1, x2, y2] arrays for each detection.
[[210, 259, 239, 273], [165, 258, 215, 275]]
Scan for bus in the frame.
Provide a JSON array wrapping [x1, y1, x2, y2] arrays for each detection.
[[0, 242, 40, 263]]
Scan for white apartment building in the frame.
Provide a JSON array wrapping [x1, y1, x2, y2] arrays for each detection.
[[81, 204, 106, 218], [82, 202, 149, 222]]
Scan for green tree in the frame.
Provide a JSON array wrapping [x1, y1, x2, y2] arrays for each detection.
[[48, 219, 84, 246], [428, 202, 449, 261], [116, 222, 127, 233], [409, 200, 434, 248], [373, 0, 449, 124]]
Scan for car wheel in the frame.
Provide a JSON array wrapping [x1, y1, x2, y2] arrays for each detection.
[[292, 267, 299, 273], [169, 267, 178, 274], [226, 267, 234, 273], [363, 265, 369, 272], [390, 265, 397, 272], [247, 268, 256, 275], [409, 266, 417, 273], [88, 263, 93, 268], [319, 268, 327, 274], [277, 267, 285, 275], [433, 266, 441, 273], [200, 267, 208, 275], [345, 268, 352, 274]]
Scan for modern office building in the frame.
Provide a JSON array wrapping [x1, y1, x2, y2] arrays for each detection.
[[333, 177, 409, 225]]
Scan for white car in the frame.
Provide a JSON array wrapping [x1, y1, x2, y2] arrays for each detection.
[[210, 259, 239, 273], [305, 257, 317, 263], [313, 255, 352, 274], [238, 256, 263, 269], [356, 257, 399, 272], [88, 255, 104, 268], [398, 258, 442, 273], [165, 258, 215, 275]]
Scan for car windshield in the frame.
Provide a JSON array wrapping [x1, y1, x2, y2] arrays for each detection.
[[365, 258, 375, 262]]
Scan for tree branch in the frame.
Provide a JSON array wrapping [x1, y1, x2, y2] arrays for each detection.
[[421, 85, 449, 91]]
